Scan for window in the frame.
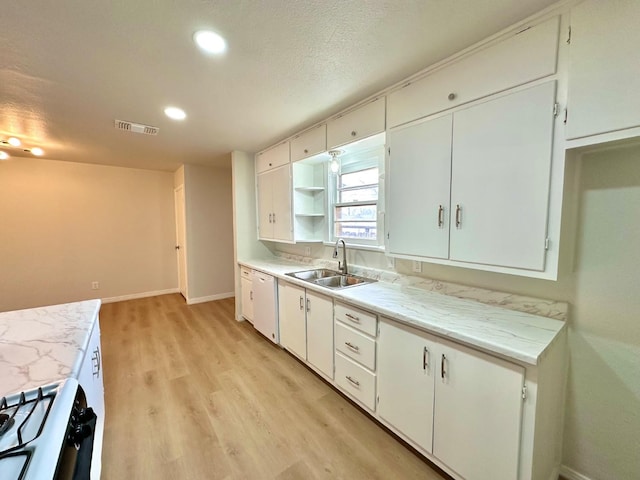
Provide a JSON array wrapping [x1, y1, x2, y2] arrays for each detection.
[[329, 144, 384, 246]]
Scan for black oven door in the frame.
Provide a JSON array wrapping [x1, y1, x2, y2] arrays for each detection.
[[54, 386, 97, 480]]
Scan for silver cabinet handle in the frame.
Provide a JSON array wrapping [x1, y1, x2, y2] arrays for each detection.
[[345, 313, 360, 323], [346, 375, 360, 387], [250, 291, 253, 300], [345, 341, 360, 352], [448, 92, 457, 101], [272, 212, 276, 223], [455, 204, 462, 228], [306, 298, 310, 312], [268, 213, 272, 224], [441, 354, 447, 380], [423, 346, 429, 370], [304, 148, 309, 154], [92, 346, 101, 378], [437, 205, 444, 228], [299, 296, 304, 310], [351, 130, 357, 137]]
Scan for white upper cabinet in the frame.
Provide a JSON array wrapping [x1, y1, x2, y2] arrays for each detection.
[[387, 16, 560, 128], [327, 97, 386, 149], [450, 81, 557, 271], [566, 0, 640, 142], [387, 114, 452, 260], [256, 141, 290, 174], [290, 124, 327, 162], [257, 164, 293, 242]]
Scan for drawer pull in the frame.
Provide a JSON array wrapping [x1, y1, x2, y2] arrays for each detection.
[[423, 346, 429, 370], [345, 341, 360, 352], [345, 313, 360, 323], [441, 354, 447, 380], [299, 295, 304, 310], [346, 375, 360, 387]]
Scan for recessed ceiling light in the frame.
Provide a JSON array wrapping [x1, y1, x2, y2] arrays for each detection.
[[0, 151, 9, 160], [7, 137, 21, 147], [31, 147, 44, 156], [193, 30, 226, 54], [164, 107, 187, 121]]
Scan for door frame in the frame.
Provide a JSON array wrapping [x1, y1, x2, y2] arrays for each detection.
[[174, 185, 188, 300]]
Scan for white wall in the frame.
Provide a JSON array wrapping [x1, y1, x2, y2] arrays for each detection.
[[0, 158, 177, 312], [182, 162, 235, 302], [272, 145, 640, 480]]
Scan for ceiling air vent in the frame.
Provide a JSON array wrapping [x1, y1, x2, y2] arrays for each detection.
[[114, 119, 159, 136]]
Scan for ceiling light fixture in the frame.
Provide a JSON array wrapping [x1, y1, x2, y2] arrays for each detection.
[[0, 151, 9, 161], [164, 107, 187, 121], [0, 137, 45, 157], [193, 30, 227, 54], [329, 150, 343, 174]]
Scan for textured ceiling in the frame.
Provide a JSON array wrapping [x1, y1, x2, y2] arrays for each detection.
[[0, 0, 560, 171]]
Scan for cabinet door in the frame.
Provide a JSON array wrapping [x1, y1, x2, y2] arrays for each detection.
[[327, 97, 385, 148], [433, 340, 524, 480], [291, 124, 327, 162], [387, 115, 452, 259], [277, 282, 307, 359], [567, 0, 640, 139], [377, 319, 436, 453], [77, 319, 104, 480], [450, 81, 556, 271], [257, 172, 273, 240], [256, 141, 290, 174], [240, 276, 253, 322], [305, 291, 334, 379], [270, 165, 293, 242]]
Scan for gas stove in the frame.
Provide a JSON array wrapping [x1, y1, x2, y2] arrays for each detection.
[[0, 379, 96, 480]]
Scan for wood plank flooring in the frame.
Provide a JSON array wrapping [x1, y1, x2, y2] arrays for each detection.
[[100, 294, 448, 480]]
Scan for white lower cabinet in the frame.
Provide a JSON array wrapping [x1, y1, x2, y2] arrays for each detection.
[[278, 280, 334, 378], [240, 267, 253, 323], [377, 317, 525, 480], [77, 317, 104, 480]]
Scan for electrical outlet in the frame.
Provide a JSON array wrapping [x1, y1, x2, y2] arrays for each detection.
[[91, 281, 99, 290], [304, 246, 311, 256], [412, 261, 422, 273]]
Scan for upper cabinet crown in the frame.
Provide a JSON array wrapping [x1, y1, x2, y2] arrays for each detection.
[[290, 124, 327, 162], [387, 16, 560, 129], [327, 97, 386, 149], [566, 0, 640, 145], [256, 141, 290, 174]]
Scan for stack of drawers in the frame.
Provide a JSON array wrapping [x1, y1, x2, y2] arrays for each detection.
[[334, 301, 378, 411]]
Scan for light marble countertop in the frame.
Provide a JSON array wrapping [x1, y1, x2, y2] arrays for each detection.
[[239, 258, 565, 366], [0, 299, 101, 397]]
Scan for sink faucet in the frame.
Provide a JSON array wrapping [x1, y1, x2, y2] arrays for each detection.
[[333, 238, 348, 275]]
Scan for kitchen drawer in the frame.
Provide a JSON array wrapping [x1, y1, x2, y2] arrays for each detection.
[[256, 141, 290, 174], [240, 266, 253, 279], [327, 97, 385, 149], [291, 124, 326, 162], [335, 352, 376, 411], [387, 16, 560, 128], [334, 301, 377, 337], [335, 322, 376, 371]]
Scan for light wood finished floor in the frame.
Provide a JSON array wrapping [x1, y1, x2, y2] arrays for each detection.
[[100, 294, 448, 480]]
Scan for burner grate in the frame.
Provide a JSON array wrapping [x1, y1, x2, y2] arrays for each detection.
[[0, 451, 31, 480], [0, 388, 55, 457]]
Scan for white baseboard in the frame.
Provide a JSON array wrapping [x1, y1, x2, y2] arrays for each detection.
[[559, 465, 593, 480], [101, 288, 180, 304], [187, 291, 235, 305]]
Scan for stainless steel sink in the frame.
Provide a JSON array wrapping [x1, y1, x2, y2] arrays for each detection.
[[285, 269, 376, 289]]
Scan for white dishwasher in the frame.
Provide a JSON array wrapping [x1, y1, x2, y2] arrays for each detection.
[[251, 270, 279, 343]]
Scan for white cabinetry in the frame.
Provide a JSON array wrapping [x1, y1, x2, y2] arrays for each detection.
[[387, 16, 559, 128], [278, 281, 334, 378], [327, 98, 386, 149], [290, 124, 326, 162], [377, 317, 525, 480], [256, 141, 290, 174], [334, 302, 377, 411], [388, 81, 557, 273], [566, 0, 640, 143], [240, 266, 253, 323], [257, 164, 293, 242], [77, 317, 104, 480], [387, 114, 452, 259], [450, 81, 556, 271]]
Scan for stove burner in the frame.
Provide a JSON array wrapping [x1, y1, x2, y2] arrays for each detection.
[[0, 413, 15, 436]]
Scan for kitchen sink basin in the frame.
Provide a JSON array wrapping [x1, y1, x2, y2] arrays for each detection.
[[286, 269, 341, 281], [285, 269, 376, 289]]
